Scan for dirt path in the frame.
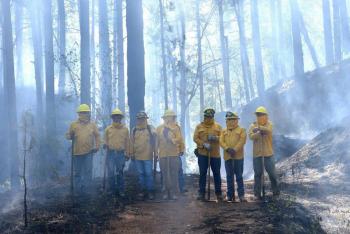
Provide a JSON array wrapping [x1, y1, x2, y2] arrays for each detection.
[[0, 175, 325, 233]]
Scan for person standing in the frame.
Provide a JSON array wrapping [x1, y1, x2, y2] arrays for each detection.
[[130, 111, 157, 200], [220, 112, 247, 202], [248, 106, 280, 200], [103, 108, 130, 197], [156, 110, 185, 200], [66, 104, 100, 194], [193, 108, 223, 201]]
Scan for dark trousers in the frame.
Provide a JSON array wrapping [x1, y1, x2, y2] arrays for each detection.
[[107, 150, 125, 193], [253, 156, 279, 196], [73, 153, 93, 193], [225, 159, 244, 198], [197, 154, 222, 195]]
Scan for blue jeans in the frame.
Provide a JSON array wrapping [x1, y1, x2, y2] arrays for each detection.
[[197, 154, 222, 195], [253, 156, 279, 196], [135, 160, 154, 192], [107, 150, 125, 193], [225, 159, 244, 198], [73, 153, 93, 193]]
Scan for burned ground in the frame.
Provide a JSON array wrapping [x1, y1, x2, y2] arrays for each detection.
[[0, 175, 324, 234]]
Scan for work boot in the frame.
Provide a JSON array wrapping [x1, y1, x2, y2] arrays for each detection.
[[148, 192, 155, 200], [196, 193, 205, 201], [170, 194, 178, 200], [253, 195, 263, 202], [162, 193, 169, 200], [216, 194, 223, 202], [225, 196, 233, 203], [239, 196, 247, 203], [137, 192, 145, 200]]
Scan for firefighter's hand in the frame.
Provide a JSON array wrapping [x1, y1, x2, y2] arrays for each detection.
[[226, 148, 236, 157], [179, 152, 184, 157], [125, 156, 130, 161], [154, 154, 159, 161], [91, 148, 99, 154], [208, 134, 218, 142], [253, 128, 260, 133], [203, 143, 211, 151]]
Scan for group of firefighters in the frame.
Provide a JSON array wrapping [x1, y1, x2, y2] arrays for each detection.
[[66, 104, 279, 202]]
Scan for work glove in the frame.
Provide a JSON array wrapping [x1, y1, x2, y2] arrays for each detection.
[[203, 143, 211, 151], [253, 128, 260, 134], [91, 148, 99, 154], [226, 148, 236, 157], [208, 134, 218, 142], [179, 152, 184, 157]]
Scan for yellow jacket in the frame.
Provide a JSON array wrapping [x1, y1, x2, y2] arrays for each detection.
[[220, 126, 247, 160], [130, 123, 156, 160], [104, 123, 130, 155], [193, 121, 222, 158], [248, 121, 274, 157], [66, 120, 101, 156], [156, 123, 185, 158]]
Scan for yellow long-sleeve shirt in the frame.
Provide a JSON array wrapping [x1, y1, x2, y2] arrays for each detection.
[[220, 126, 246, 160], [66, 120, 101, 156], [156, 123, 185, 158], [248, 121, 274, 157], [104, 123, 130, 155], [193, 121, 222, 158]]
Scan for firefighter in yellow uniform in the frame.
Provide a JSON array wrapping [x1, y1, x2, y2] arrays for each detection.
[[103, 108, 130, 197], [248, 106, 280, 200], [193, 108, 223, 201], [156, 110, 185, 200], [219, 112, 247, 202], [66, 104, 100, 193], [130, 111, 157, 200]]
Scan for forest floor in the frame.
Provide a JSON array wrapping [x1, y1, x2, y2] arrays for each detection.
[[0, 174, 325, 234]]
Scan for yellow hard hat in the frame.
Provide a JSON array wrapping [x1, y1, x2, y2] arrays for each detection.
[[162, 109, 177, 118], [111, 108, 124, 116], [77, 104, 91, 113], [255, 106, 268, 115]]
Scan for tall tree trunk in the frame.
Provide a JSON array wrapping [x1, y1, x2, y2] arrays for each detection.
[[91, 0, 96, 114], [196, 0, 203, 118], [99, 0, 112, 122], [126, 0, 145, 129], [276, 0, 287, 77], [234, 1, 252, 102], [218, 0, 232, 109], [339, 0, 350, 52], [159, 0, 168, 110], [116, 0, 125, 113], [79, 0, 91, 105], [15, 0, 24, 86], [1, 0, 19, 188], [250, 0, 265, 99], [269, 0, 280, 82], [179, 3, 187, 138], [289, 0, 304, 78], [30, 0, 44, 137], [333, 0, 342, 63], [322, 0, 334, 65], [43, 0, 57, 166], [57, 0, 66, 96]]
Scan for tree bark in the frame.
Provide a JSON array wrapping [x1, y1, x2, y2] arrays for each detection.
[[333, 0, 342, 63], [57, 0, 66, 96], [289, 0, 304, 78], [91, 0, 96, 114], [15, 0, 24, 86], [1, 0, 20, 188], [322, 0, 334, 65], [99, 0, 112, 122], [79, 0, 91, 105], [234, 1, 252, 102], [218, 0, 232, 109], [126, 0, 145, 129], [115, 0, 125, 113], [179, 3, 187, 137], [250, 0, 265, 99], [159, 0, 168, 110], [196, 0, 204, 118], [339, 0, 350, 52]]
